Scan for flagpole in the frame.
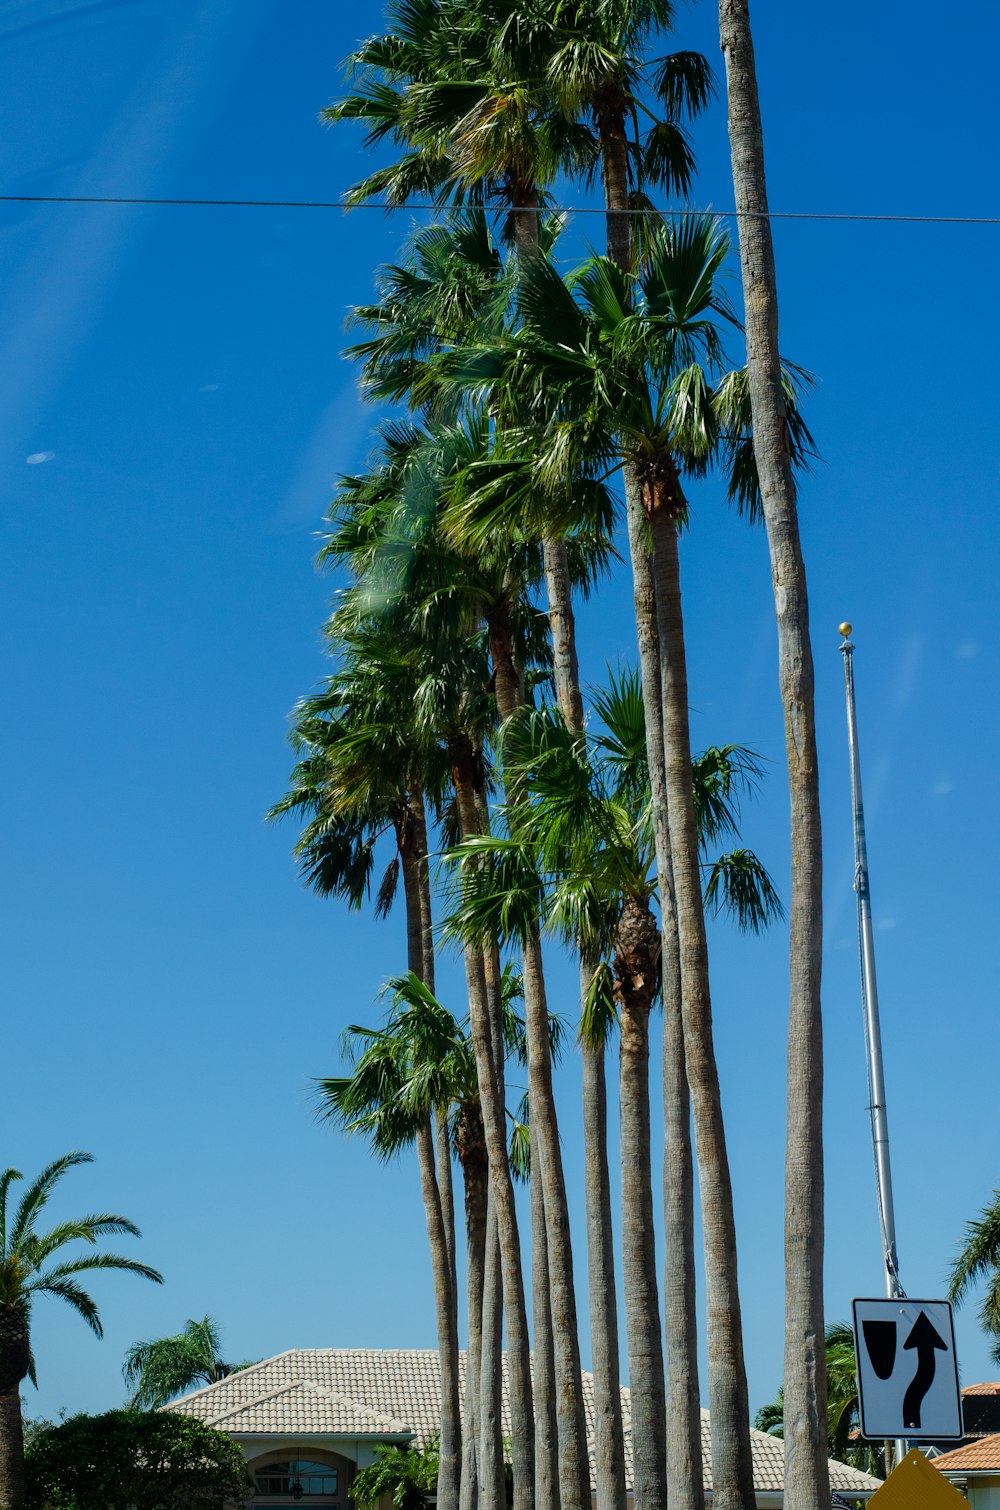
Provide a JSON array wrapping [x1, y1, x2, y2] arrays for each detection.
[[839, 623, 907, 1469]]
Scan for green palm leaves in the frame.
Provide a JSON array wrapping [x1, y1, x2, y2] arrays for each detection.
[[445, 668, 780, 965], [318, 973, 476, 1160], [949, 1187, 1000, 1361], [0, 1153, 161, 1384], [123, 1316, 255, 1410], [443, 215, 813, 536]]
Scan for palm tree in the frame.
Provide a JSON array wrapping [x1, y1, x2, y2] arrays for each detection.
[[0, 1153, 162, 1510], [716, 8, 827, 1506], [350, 1442, 439, 1509], [270, 639, 461, 1510], [533, 21, 713, 1503], [323, 970, 548, 1510], [328, 20, 715, 1506], [322, 415, 586, 1510], [343, 194, 601, 1510], [316, 973, 462, 1510], [449, 672, 781, 1510], [123, 1316, 255, 1408], [445, 219, 810, 1510], [334, 33, 616, 1486], [949, 1187, 1000, 1360], [578, 959, 627, 1510]]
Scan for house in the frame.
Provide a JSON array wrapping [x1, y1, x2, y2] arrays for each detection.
[[921, 1382, 1000, 1460], [165, 1348, 883, 1506], [928, 1434, 1000, 1506], [961, 1383, 1000, 1443]]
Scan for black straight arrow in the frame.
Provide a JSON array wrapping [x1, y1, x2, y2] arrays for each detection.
[[902, 1311, 947, 1429]]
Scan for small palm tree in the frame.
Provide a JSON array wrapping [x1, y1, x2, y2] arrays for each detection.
[[949, 1187, 1000, 1361], [350, 1442, 439, 1509], [122, 1315, 256, 1408], [0, 1152, 162, 1510]]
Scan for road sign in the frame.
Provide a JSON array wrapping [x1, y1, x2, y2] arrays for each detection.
[[866, 1448, 966, 1507], [853, 1298, 962, 1441]]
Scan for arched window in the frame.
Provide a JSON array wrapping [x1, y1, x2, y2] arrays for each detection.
[[253, 1453, 347, 1504]]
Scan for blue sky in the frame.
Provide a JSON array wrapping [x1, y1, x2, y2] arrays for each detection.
[[3, 0, 999, 1428]]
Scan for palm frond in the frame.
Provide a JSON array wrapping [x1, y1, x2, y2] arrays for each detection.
[[0, 1168, 23, 1256], [949, 1190, 1000, 1304], [580, 960, 618, 1050], [10, 1152, 94, 1251], [703, 848, 783, 932]]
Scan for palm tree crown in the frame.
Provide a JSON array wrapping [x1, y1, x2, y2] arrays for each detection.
[[0, 1152, 162, 1389], [949, 1187, 1000, 1361], [123, 1315, 256, 1409]]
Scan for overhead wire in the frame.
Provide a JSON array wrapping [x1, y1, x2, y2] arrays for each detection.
[[1, 193, 999, 224]]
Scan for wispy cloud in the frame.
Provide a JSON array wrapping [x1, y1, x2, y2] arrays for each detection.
[[270, 382, 370, 531], [0, 0, 267, 464], [891, 633, 925, 712]]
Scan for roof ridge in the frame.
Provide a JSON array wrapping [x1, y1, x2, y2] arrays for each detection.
[[163, 1350, 298, 1412], [299, 1381, 412, 1434], [931, 1432, 1000, 1469], [202, 1380, 306, 1427]]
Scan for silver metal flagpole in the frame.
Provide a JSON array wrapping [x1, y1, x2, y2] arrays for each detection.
[[839, 622, 907, 1469]]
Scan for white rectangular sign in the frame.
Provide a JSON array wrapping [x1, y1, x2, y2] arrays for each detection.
[[852, 1297, 962, 1441]]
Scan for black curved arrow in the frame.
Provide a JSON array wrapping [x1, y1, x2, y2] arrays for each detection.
[[902, 1310, 947, 1429]]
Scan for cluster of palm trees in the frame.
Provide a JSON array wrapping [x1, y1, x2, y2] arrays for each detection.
[[273, 1, 827, 1508]]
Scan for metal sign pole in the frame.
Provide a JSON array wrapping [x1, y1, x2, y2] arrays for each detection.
[[839, 623, 907, 1468]]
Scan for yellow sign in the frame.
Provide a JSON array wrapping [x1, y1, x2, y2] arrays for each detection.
[[867, 1448, 967, 1507]]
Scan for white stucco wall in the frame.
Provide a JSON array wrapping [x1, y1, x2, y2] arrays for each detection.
[[967, 1477, 1000, 1507]]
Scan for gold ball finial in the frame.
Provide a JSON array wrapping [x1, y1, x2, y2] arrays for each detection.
[[838, 622, 853, 638]]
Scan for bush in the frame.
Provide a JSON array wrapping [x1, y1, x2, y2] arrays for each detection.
[[25, 1409, 252, 1510]]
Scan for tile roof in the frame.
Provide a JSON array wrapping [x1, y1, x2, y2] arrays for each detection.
[[166, 1350, 882, 1497], [963, 1382, 1000, 1397], [930, 1433, 1000, 1473]]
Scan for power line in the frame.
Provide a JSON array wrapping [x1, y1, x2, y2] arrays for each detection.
[[2, 192, 999, 224]]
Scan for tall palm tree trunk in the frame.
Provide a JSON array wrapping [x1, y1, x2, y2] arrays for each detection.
[[488, 598, 592, 1510], [531, 1164, 560, 1510], [614, 898, 666, 1510], [402, 842, 462, 1510], [581, 956, 627, 1510], [623, 502, 705, 1510], [0, 1390, 24, 1510], [659, 888, 703, 1510], [460, 1405, 479, 1510], [597, 108, 683, 1506], [479, 1201, 505, 1509], [0, 1313, 29, 1510], [459, 1110, 489, 1510], [543, 538, 585, 732], [623, 482, 706, 1510], [510, 189, 593, 1510], [480, 939, 507, 1510], [647, 499, 755, 1510], [451, 737, 535, 1510], [717, 8, 827, 1505], [544, 540, 625, 1510], [414, 783, 459, 1328]]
